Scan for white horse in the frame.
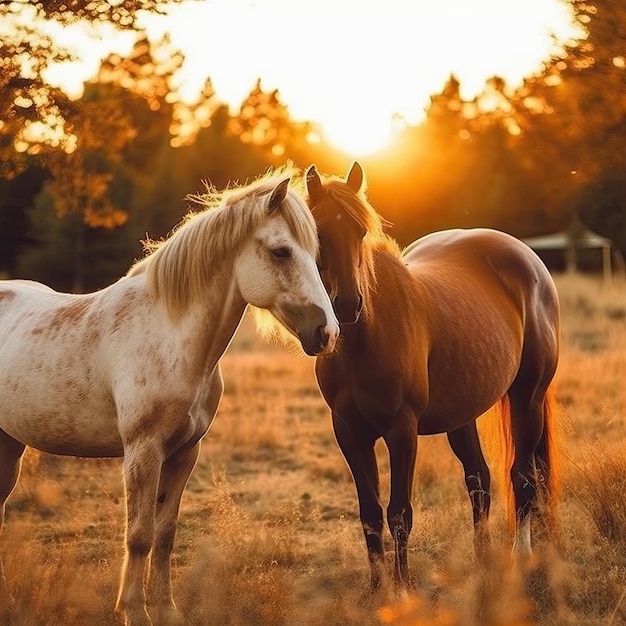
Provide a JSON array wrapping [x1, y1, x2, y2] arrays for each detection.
[[0, 171, 339, 625]]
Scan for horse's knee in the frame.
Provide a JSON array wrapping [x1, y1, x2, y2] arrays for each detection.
[[126, 533, 152, 558], [154, 519, 176, 552], [362, 520, 384, 555], [359, 499, 384, 536]]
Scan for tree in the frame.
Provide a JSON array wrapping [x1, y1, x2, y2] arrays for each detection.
[[8, 34, 190, 288], [0, 0, 188, 173], [15, 187, 140, 292], [575, 174, 626, 256], [0, 8, 72, 176], [0, 166, 47, 276], [229, 79, 294, 161], [36, 36, 183, 290], [513, 1, 626, 241], [170, 78, 221, 148], [361, 75, 536, 243], [564, 1, 626, 246], [45, 88, 135, 230]]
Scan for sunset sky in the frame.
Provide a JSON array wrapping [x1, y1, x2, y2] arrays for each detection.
[[41, 0, 580, 155]]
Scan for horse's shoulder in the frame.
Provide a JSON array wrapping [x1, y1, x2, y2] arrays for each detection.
[[373, 245, 415, 287]]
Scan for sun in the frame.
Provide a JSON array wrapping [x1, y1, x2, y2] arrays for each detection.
[[320, 114, 396, 156]]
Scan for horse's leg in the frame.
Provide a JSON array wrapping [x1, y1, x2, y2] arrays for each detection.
[[507, 290, 559, 556], [115, 441, 163, 626], [148, 442, 200, 625], [508, 383, 549, 556], [332, 411, 387, 590], [0, 430, 26, 606], [447, 422, 491, 560], [383, 410, 417, 589]]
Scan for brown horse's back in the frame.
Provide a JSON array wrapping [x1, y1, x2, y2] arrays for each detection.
[[403, 228, 555, 301], [403, 229, 559, 334]]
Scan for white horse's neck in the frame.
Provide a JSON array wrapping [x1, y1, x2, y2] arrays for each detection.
[[176, 260, 247, 377]]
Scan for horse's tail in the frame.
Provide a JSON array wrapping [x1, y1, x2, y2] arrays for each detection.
[[489, 384, 561, 533], [489, 395, 516, 532]]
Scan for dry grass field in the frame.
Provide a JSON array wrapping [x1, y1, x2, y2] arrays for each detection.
[[2, 272, 626, 625]]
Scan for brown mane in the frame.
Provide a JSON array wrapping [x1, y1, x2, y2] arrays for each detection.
[[299, 171, 400, 320]]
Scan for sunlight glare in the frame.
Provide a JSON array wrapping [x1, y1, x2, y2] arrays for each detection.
[[137, 0, 577, 155], [38, 0, 578, 156], [322, 111, 395, 156]]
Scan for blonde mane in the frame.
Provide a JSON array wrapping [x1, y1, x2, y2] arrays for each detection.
[[129, 168, 318, 320]]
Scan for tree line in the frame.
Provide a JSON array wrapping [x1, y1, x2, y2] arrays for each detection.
[[1, 0, 625, 292]]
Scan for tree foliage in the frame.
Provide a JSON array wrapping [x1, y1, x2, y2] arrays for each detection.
[[12, 1, 176, 27], [229, 79, 292, 151], [0, 7, 72, 176], [2, 0, 626, 288], [568, 1, 626, 253], [575, 175, 626, 256], [0, 0, 188, 175], [45, 84, 136, 229]]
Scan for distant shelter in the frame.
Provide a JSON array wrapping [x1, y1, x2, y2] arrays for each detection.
[[523, 229, 619, 280]]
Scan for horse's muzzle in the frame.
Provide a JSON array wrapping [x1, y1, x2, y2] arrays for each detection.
[[292, 304, 339, 356], [333, 294, 363, 325], [301, 321, 339, 356]]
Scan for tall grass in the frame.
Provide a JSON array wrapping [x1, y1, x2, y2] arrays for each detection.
[[1, 273, 626, 624]]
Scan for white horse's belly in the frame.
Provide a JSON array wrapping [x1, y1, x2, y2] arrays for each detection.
[[0, 390, 123, 457]]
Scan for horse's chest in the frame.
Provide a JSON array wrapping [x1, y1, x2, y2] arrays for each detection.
[[189, 367, 224, 437], [320, 363, 404, 433], [354, 383, 402, 427]]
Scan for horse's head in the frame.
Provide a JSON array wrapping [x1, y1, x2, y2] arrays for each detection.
[[306, 162, 368, 325], [235, 177, 339, 356]]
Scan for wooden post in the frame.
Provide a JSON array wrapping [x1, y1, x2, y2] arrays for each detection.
[[603, 244, 612, 284]]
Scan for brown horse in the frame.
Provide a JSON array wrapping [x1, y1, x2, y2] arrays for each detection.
[[305, 162, 560, 590]]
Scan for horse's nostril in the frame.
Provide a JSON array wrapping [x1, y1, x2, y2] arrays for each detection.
[[314, 326, 325, 352], [315, 324, 327, 352]]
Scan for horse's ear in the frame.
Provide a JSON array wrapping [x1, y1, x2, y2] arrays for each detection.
[[305, 165, 323, 205], [268, 178, 290, 213], [346, 162, 364, 193]]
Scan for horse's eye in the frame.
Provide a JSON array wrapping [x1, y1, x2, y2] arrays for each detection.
[[271, 246, 292, 259]]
